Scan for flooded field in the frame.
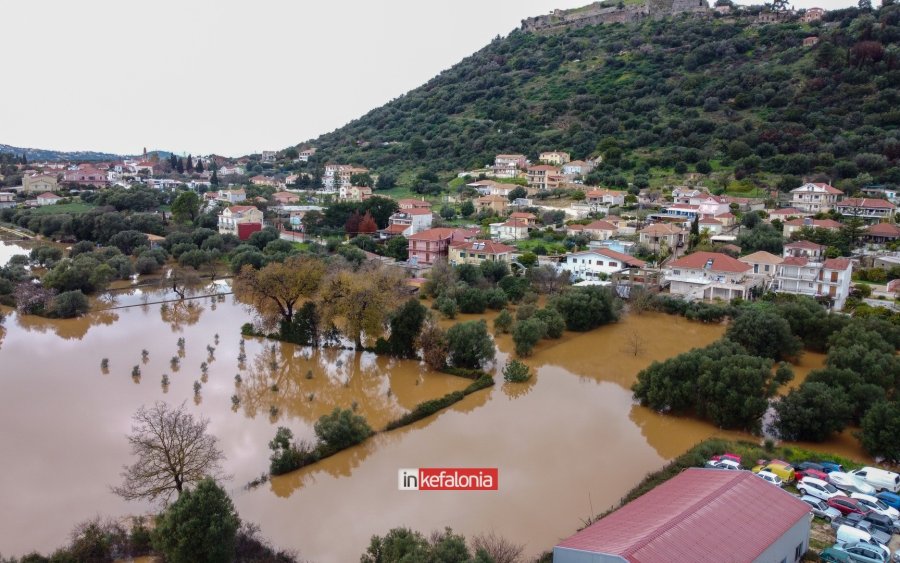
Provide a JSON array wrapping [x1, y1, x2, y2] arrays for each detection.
[[0, 271, 871, 561]]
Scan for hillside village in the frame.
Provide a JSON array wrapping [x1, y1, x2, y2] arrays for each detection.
[[2, 140, 897, 314]]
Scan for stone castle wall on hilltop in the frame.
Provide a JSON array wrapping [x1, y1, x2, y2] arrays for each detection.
[[522, 0, 708, 32]]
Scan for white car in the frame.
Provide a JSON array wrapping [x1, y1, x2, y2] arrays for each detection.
[[830, 472, 877, 495], [798, 477, 845, 501], [705, 459, 741, 471], [757, 470, 784, 486], [852, 493, 900, 521]]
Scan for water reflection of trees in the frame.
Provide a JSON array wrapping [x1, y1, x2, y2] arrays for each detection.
[[14, 309, 120, 340], [160, 301, 204, 332], [269, 437, 380, 498], [236, 343, 404, 429]]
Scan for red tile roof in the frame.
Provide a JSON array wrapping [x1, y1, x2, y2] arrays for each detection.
[[782, 256, 809, 266], [407, 227, 478, 242], [836, 198, 896, 209], [383, 224, 409, 235], [585, 220, 617, 231], [698, 217, 722, 225], [528, 164, 559, 171], [784, 218, 843, 229], [404, 208, 433, 216], [768, 207, 806, 215], [867, 223, 900, 237], [556, 468, 810, 563], [715, 212, 735, 218], [37, 192, 61, 199], [397, 198, 431, 208], [509, 212, 536, 219], [451, 240, 516, 254], [668, 251, 751, 273], [641, 223, 686, 235], [228, 205, 257, 213], [792, 182, 843, 195], [785, 240, 825, 250], [823, 258, 851, 270]]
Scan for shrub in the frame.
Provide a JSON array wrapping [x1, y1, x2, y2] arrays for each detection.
[[533, 308, 565, 338], [436, 295, 458, 319], [503, 360, 532, 383], [314, 408, 373, 452], [493, 309, 514, 334], [512, 317, 547, 357], [446, 320, 495, 369], [457, 287, 487, 314], [552, 286, 620, 331], [49, 290, 89, 318]]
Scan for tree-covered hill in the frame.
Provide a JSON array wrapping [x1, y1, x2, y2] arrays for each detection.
[[300, 4, 900, 193]]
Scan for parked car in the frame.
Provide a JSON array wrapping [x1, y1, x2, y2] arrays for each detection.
[[851, 468, 900, 494], [829, 496, 871, 516], [877, 491, 900, 511], [797, 467, 831, 482], [852, 493, 900, 521], [756, 470, 784, 486], [822, 541, 889, 563], [860, 512, 899, 537], [831, 472, 878, 495], [835, 526, 892, 558], [818, 461, 847, 474], [798, 477, 845, 501], [752, 462, 795, 483], [710, 452, 741, 464], [705, 458, 741, 471], [832, 516, 893, 546], [800, 495, 843, 522]]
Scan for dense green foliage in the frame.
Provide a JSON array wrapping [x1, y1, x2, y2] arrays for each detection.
[[313, 407, 374, 451], [633, 339, 789, 430], [446, 320, 496, 369], [725, 305, 802, 360], [860, 401, 900, 463], [383, 298, 428, 358], [775, 382, 855, 442], [152, 478, 240, 563], [503, 359, 532, 383], [551, 285, 620, 331], [301, 6, 900, 192]]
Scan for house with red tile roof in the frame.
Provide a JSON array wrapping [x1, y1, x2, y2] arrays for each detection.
[[665, 251, 759, 301], [739, 251, 783, 279], [526, 164, 562, 191], [554, 468, 811, 563], [474, 194, 508, 214], [790, 182, 843, 213], [698, 217, 723, 235], [584, 189, 625, 206], [407, 228, 479, 265], [834, 197, 896, 223], [36, 192, 62, 206], [385, 208, 433, 237], [448, 240, 516, 266], [784, 240, 827, 260], [581, 220, 618, 241], [865, 222, 900, 244], [782, 217, 843, 238], [557, 249, 646, 281], [775, 255, 853, 309], [639, 223, 686, 251], [397, 198, 432, 210], [767, 207, 812, 222], [271, 191, 300, 205], [218, 205, 263, 239]]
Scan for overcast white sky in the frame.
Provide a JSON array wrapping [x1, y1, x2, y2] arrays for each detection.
[[3, 0, 857, 157]]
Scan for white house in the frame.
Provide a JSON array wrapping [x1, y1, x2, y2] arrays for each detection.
[[739, 251, 783, 280], [557, 249, 647, 281], [36, 192, 62, 206], [489, 219, 529, 241], [834, 198, 896, 223], [790, 183, 843, 213], [665, 251, 760, 301], [782, 218, 843, 238], [218, 188, 247, 204], [775, 257, 853, 310], [218, 165, 245, 176], [561, 160, 596, 176], [585, 189, 625, 206], [689, 195, 731, 216], [386, 209, 433, 237], [697, 217, 723, 235], [218, 205, 263, 238]]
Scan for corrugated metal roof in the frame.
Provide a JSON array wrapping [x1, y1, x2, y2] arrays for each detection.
[[556, 468, 810, 563]]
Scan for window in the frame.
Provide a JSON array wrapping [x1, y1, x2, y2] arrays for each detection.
[[795, 543, 803, 560], [609, 262, 617, 267]]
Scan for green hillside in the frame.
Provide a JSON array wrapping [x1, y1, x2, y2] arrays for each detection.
[[300, 4, 900, 193]]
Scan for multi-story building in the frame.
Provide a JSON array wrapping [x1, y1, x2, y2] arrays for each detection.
[[493, 154, 527, 178], [63, 166, 108, 188], [801, 6, 825, 21], [585, 189, 625, 206], [526, 165, 561, 191], [834, 198, 896, 223], [322, 164, 369, 193], [775, 257, 852, 310], [339, 185, 372, 202], [397, 198, 432, 211], [782, 218, 843, 238], [385, 208, 433, 237], [783, 240, 826, 260], [789, 182, 843, 213], [639, 223, 686, 251], [557, 249, 646, 281], [474, 195, 508, 214], [448, 240, 516, 266], [260, 151, 277, 163], [218, 205, 264, 239], [539, 151, 571, 165], [407, 228, 479, 265], [22, 173, 59, 194], [739, 251, 783, 280], [297, 148, 317, 162], [217, 188, 247, 204], [0, 192, 16, 209], [665, 251, 760, 301], [561, 160, 595, 177], [489, 218, 530, 241]]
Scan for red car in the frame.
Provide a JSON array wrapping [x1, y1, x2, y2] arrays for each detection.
[[712, 453, 742, 464], [796, 468, 830, 482], [827, 496, 869, 516]]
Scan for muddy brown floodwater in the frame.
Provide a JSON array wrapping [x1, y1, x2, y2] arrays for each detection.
[[0, 286, 871, 562]]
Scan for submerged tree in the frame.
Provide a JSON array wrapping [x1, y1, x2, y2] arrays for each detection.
[[233, 255, 326, 330], [113, 402, 226, 503]]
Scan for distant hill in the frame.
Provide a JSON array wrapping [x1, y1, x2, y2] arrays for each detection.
[[0, 143, 131, 162], [300, 4, 900, 193]]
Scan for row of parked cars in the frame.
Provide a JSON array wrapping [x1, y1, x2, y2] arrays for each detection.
[[705, 455, 900, 562]]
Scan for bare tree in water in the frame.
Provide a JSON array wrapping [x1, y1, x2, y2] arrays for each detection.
[[162, 267, 201, 300], [623, 330, 646, 357], [113, 401, 226, 503]]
